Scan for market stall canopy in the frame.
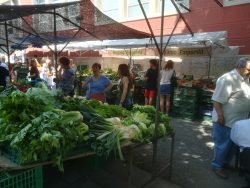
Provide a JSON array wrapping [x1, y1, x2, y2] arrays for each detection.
[[0, 0, 150, 53], [56, 31, 228, 51], [0, 2, 77, 22]]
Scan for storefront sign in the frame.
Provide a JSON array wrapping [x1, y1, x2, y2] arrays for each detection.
[[106, 49, 146, 56], [162, 47, 210, 57], [103, 47, 210, 57]]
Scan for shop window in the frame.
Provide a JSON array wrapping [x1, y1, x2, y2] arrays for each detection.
[[127, 0, 149, 18], [223, 0, 250, 7], [100, 0, 119, 20], [159, 0, 190, 15]]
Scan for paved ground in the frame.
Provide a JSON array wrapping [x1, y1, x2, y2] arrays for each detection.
[[43, 118, 247, 188]]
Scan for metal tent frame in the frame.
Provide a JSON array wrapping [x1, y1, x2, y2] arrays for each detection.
[[0, 0, 150, 79], [126, 0, 194, 187]]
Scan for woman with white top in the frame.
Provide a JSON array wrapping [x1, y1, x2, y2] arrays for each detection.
[[160, 60, 175, 114]]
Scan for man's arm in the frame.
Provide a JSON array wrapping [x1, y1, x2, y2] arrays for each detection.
[[213, 101, 225, 125]]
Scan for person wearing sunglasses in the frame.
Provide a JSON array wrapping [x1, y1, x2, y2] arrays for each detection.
[[211, 57, 250, 179]]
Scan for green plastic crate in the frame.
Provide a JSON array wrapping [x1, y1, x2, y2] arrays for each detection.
[[174, 87, 201, 97], [0, 167, 43, 188]]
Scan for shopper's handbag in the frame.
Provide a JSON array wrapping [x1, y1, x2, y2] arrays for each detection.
[[170, 70, 177, 87]]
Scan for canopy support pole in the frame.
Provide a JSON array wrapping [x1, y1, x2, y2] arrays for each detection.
[[203, 41, 212, 79], [152, 0, 166, 176], [162, 16, 181, 54], [138, 0, 161, 54], [0, 46, 7, 54], [135, 0, 194, 186], [53, 8, 58, 81], [4, 21, 10, 69], [214, 0, 223, 7], [58, 28, 81, 55], [170, 0, 194, 36], [44, 11, 101, 41], [0, 22, 54, 52]]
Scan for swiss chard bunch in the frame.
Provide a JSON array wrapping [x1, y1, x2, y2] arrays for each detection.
[[10, 110, 89, 171]]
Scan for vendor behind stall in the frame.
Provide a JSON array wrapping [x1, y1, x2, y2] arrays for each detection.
[[82, 63, 113, 102]]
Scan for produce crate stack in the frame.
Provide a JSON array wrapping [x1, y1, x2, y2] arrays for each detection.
[[199, 90, 213, 121], [171, 86, 201, 120], [0, 167, 43, 188]]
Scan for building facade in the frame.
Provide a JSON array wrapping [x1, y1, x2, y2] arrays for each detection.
[[94, 0, 250, 55]]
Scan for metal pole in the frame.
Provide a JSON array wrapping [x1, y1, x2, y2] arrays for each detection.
[[170, 0, 194, 36], [152, 0, 165, 176], [162, 16, 181, 54], [58, 28, 81, 55], [168, 133, 175, 180], [0, 46, 7, 54], [53, 8, 58, 80], [4, 21, 10, 70], [207, 49, 212, 79], [129, 48, 132, 67], [203, 42, 212, 79], [137, 0, 161, 54], [52, 12, 102, 41]]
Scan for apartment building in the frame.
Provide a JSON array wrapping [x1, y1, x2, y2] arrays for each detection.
[[93, 0, 250, 55]]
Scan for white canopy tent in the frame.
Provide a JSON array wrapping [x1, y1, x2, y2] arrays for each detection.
[[54, 31, 228, 51]]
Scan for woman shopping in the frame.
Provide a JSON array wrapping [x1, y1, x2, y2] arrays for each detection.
[[116, 64, 133, 109], [57, 57, 75, 97], [160, 60, 175, 115], [82, 63, 113, 102], [29, 59, 40, 81]]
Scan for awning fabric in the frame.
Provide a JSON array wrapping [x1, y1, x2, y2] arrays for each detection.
[[56, 31, 228, 50], [0, 2, 77, 22], [0, 0, 150, 53]]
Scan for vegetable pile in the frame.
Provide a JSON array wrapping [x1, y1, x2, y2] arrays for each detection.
[[0, 85, 173, 170]]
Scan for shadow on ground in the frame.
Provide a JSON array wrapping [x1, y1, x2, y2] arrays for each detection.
[[132, 118, 246, 188]]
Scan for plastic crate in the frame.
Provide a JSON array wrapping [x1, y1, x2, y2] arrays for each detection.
[[173, 100, 198, 108], [0, 167, 43, 188], [174, 87, 201, 97]]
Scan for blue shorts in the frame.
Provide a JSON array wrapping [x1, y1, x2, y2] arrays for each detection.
[[160, 84, 171, 95]]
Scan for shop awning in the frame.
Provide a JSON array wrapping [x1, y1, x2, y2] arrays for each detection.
[[0, 2, 77, 22], [56, 31, 228, 51], [0, 0, 150, 53]]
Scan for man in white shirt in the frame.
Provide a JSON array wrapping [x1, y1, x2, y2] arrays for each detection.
[[211, 57, 250, 179]]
